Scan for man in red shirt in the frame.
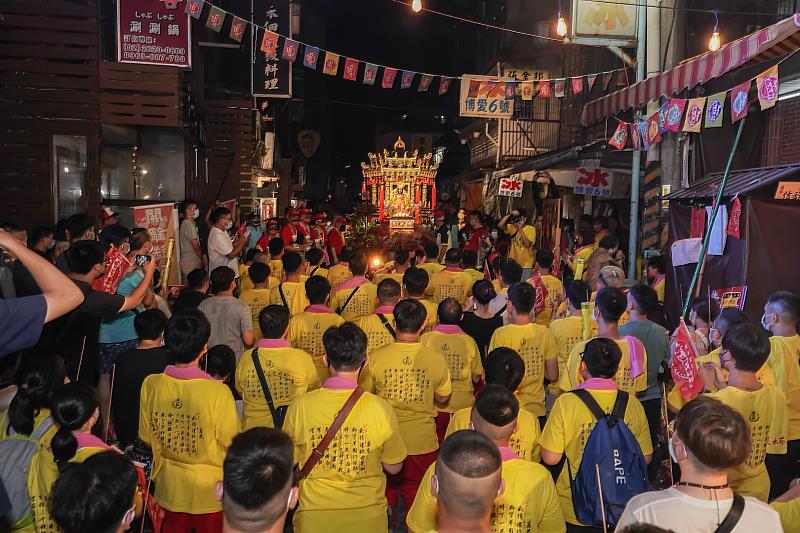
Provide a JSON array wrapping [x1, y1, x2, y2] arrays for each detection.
[[299, 208, 313, 244], [311, 212, 327, 250], [327, 215, 346, 264], [255, 217, 280, 253], [281, 210, 307, 253], [463, 212, 489, 266]]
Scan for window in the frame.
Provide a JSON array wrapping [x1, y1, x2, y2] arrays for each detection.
[[52, 135, 87, 220]]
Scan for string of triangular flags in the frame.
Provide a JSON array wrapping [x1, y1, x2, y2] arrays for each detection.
[[186, 0, 627, 96], [608, 64, 780, 150]]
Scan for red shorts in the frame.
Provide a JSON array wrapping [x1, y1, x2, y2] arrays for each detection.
[[386, 450, 438, 509], [435, 411, 451, 444], [161, 510, 223, 533]]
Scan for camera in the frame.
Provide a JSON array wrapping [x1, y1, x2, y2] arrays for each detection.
[[507, 215, 521, 225], [134, 254, 152, 267]]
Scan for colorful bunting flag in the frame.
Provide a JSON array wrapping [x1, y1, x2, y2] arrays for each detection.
[[229, 17, 247, 42], [672, 319, 704, 401], [504, 82, 517, 99], [665, 98, 687, 132], [418, 74, 433, 92], [638, 121, 650, 151], [205, 5, 225, 33], [629, 123, 641, 150], [705, 92, 726, 128], [602, 72, 613, 90], [571, 77, 583, 95], [756, 65, 779, 110], [438, 77, 452, 95], [302, 46, 319, 69], [343, 58, 359, 81], [185, 0, 204, 19], [646, 112, 662, 146], [657, 101, 670, 134], [400, 71, 415, 89], [727, 195, 742, 239], [587, 74, 598, 91], [690, 208, 706, 238], [363, 63, 378, 85], [730, 80, 751, 123], [282, 39, 299, 62], [554, 79, 566, 98], [682, 98, 705, 133], [468, 80, 481, 98], [521, 81, 534, 100], [260, 31, 279, 57], [608, 122, 628, 150], [322, 52, 340, 76], [538, 80, 551, 98], [382, 68, 398, 89]]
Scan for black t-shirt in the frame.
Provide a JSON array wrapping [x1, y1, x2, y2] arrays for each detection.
[[460, 311, 503, 365], [435, 224, 449, 246], [172, 289, 209, 314], [112, 346, 170, 448]]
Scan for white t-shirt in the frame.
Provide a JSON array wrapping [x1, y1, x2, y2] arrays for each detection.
[[617, 487, 784, 533], [208, 227, 239, 277]]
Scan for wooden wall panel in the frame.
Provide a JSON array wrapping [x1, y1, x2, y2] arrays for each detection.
[[202, 100, 254, 210], [99, 62, 182, 127]]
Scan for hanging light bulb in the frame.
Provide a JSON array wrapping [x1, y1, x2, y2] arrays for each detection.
[[708, 10, 721, 51], [412, 0, 422, 13], [556, 13, 568, 37]]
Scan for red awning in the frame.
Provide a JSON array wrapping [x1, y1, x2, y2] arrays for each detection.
[[582, 14, 800, 125]]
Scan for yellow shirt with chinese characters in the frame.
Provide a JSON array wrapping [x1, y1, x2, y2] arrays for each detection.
[[549, 316, 585, 395], [359, 341, 452, 455], [239, 284, 279, 340], [507, 224, 537, 268], [572, 245, 594, 281], [268, 258, 284, 283], [331, 281, 378, 322], [445, 406, 541, 462], [287, 307, 346, 381], [489, 323, 557, 417], [308, 265, 329, 279], [327, 263, 353, 289], [235, 340, 321, 429], [428, 269, 473, 307], [356, 310, 396, 354], [269, 281, 309, 316], [767, 335, 800, 441], [534, 274, 564, 326], [559, 338, 648, 394], [420, 327, 482, 413]]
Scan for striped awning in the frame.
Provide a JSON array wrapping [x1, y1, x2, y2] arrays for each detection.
[[582, 14, 800, 125]]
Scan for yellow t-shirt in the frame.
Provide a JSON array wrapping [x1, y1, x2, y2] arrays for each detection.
[[406, 297, 439, 333], [463, 268, 484, 285], [373, 272, 404, 286], [507, 224, 537, 268], [772, 499, 800, 533], [559, 338, 648, 394], [534, 274, 564, 326], [269, 281, 309, 316], [239, 286, 276, 340], [355, 312, 396, 354], [654, 277, 666, 304], [235, 344, 320, 429], [445, 407, 541, 462], [283, 384, 407, 532], [359, 341, 452, 455], [287, 310, 346, 380], [138, 370, 240, 514], [407, 452, 565, 533], [768, 335, 800, 441], [420, 329, 482, 413], [429, 270, 474, 307], [419, 262, 445, 279], [268, 258, 284, 283], [549, 316, 585, 395], [0, 407, 57, 448], [331, 282, 378, 322], [708, 385, 788, 501], [539, 387, 653, 525], [308, 265, 329, 279], [489, 323, 557, 417], [572, 246, 594, 281], [327, 263, 353, 289], [238, 264, 254, 292]]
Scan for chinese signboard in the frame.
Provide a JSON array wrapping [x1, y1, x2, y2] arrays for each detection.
[[117, 0, 190, 67], [775, 181, 800, 200], [92, 246, 132, 295], [571, 0, 638, 44], [712, 286, 748, 310], [498, 176, 523, 198], [574, 162, 613, 197], [253, 0, 292, 98], [459, 75, 515, 119], [133, 203, 181, 285], [501, 66, 549, 82]]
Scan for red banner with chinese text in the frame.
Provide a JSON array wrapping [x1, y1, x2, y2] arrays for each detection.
[[671, 319, 704, 401], [117, 0, 191, 68], [133, 203, 180, 286], [92, 246, 132, 294]]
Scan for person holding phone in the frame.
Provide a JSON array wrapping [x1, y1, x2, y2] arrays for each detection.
[[208, 207, 249, 279]]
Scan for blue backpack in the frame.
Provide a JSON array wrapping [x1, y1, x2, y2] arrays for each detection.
[[568, 389, 648, 529]]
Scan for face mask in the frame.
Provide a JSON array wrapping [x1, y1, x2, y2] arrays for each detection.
[[47, 240, 56, 250], [457, 213, 465, 221], [224, 221, 233, 231], [490, 230, 498, 240], [192, 210, 200, 220], [668, 438, 678, 463], [709, 327, 721, 347], [761, 313, 776, 331]]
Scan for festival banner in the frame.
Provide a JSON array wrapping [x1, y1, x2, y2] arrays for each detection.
[[281, 38, 299, 62], [229, 16, 247, 42], [629, 122, 641, 150], [418, 74, 434, 92], [712, 286, 748, 310], [756, 65, 779, 110], [682, 97, 706, 133], [92, 246, 132, 294], [459, 75, 513, 118], [322, 52, 340, 76], [571, 76, 584, 95], [498, 176, 523, 197], [665, 98, 686, 132], [638, 120, 650, 151], [438, 77, 452, 95], [400, 70, 416, 89], [646, 112, 662, 145], [587, 74, 598, 91], [521, 81, 534, 100], [302, 45, 319, 69], [253, 0, 291, 97], [363, 63, 378, 85], [690, 208, 706, 238], [671, 319, 704, 401], [602, 72, 613, 90], [705, 92, 726, 128], [730, 80, 751, 123], [554, 78, 566, 98], [657, 101, 670, 134], [539, 79, 551, 98], [382, 68, 398, 89], [608, 121, 628, 150], [727, 195, 742, 239], [205, 5, 225, 33], [118, 0, 191, 67], [132, 203, 181, 286], [342, 57, 359, 81], [260, 30, 279, 57], [575, 163, 613, 197], [504, 82, 517, 99]]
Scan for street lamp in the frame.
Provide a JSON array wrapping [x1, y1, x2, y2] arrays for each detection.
[[412, 0, 422, 13], [709, 11, 721, 52], [556, 0, 567, 37]]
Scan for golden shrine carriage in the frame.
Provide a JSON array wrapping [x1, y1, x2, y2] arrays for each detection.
[[361, 137, 439, 233]]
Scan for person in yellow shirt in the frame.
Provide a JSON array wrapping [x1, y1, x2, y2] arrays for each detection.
[[460, 249, 484, 288], [420, 298, 482, 440], [762, 291, 800, 498], [267, 237, 285, 284], [330, 250, 377, 321], [327, 245, 354, 289], [356, 278, 402, 354], [498, 208, 537, 280], [283, 324, 407, 533], [418, 242, 445, 284], [138, 310, 240, 531], [772, 482, 800, 533], [540, 338, 653, 528], [646, 255, 667, 305], [402, 267, 438, 331], [220, 428, 299, 533], [560, 288, 648, 395], [549, 281, 591, 396], [287, 276, 345, 380], [564, 230, 595, 282], [237, 305, 320, 430], [374, 249, 411, 286], [305, 247, 328, 280], [269, 252, 309, 316], [428, 249, 474, 306], [531, 249, 564, 326], [408, 385, 565, 533], [238, 249, 268, 292], [486, 258, 523, 320], [489, 282, 558, 425], [239, 262, 280, 340], [358, 299, 452, 511]]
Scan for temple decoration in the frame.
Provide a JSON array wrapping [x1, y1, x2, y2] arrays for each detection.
[[361, 136, 439, 232]]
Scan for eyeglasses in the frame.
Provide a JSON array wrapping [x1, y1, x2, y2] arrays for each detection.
[[719, 349, 733, 366]]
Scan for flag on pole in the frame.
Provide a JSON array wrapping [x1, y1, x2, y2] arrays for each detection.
[[682, 98, 705, 132], [671, 319, 704, 401], [260, 31, 279, 57], [705, 92, 726, 128], [282, 39, 299, 62], [229, 17, 247, 42], [400, 71, 415, 89], [571, 76, 583, 95], [342, 58, 359, 81], [302, 46, 319, 69], [205, 6, 225, 33], [438, 77, 452, 95], [363, 63, 378, 85], [730, 80, 751, 123], [185, 0, 204, 19], [756, 65, 779, 110], [665, 98, 687, 132], [418, 74, 434, 92], [608, 121, 628, 150], [322, 52, 340, 76], [538, 79, 551, 98], [587, 74, 598, 91], [554, 79, 566, 98], [382, 68, 398, 89]]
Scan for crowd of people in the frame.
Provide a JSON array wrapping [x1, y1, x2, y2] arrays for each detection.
[[0, 203, 798, 533]]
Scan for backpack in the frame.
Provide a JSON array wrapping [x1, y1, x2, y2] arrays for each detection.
[[568, 389, 648, 529], [0, 416, 55, 527]]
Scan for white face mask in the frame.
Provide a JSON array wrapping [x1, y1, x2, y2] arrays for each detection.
[[192, 210, 200, 220], [761, 312, 776, 331], [668, 438, 678, 463], [224, 221, 233, 231]]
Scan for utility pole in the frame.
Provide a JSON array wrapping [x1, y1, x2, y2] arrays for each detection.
[[627, 3, 647, 279]]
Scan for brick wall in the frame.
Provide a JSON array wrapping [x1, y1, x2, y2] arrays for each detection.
[[763, 98, 800, 166]]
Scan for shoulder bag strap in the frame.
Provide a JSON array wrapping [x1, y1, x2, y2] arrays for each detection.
[[571, 389, 607, 421], [299, 387, 365, 480], [336, 286, 360, 314], [713, 493, 745, 533], [377, 314, 396, 339], [310, 266, 319, 277], [278, 284, 289, 309], [251, 349, 281, 427]]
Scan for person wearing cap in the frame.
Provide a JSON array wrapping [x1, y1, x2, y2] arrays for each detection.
[[327, 215, 347, 265], [99, 207, 119, 230], [311, 212, 328, 256], [255, 218, 280, 253], [244, 214, 263, 256], [300, 208, 313, 239], [281, 209, 308, 253]]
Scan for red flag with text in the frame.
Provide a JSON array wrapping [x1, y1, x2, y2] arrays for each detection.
[[92, 246, 131, 294], [727, 196, 742, 239], [671, 319, 704, 401]]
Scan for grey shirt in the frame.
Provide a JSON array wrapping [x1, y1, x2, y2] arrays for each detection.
[[619, 319, 670, 402], [179, 220, 200, 262], [198, 296, 253, 359]]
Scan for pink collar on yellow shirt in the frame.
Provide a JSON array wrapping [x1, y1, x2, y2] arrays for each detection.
[[433, 324, 465, 335], [335, 276, 369, 292], [305, 304, 334, 314], [74, 433, 110, 451], [258, 339, 290, 349], [164, 365, 213, 381], [498, 446, 519, 462], [444, 265, 463, 272], [375, 305, 395, 314], [576, 377, 618, 391], [323, 376, 358, 390]]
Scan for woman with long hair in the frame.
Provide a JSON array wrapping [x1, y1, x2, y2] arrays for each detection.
[[0, 355, 65, 444]]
